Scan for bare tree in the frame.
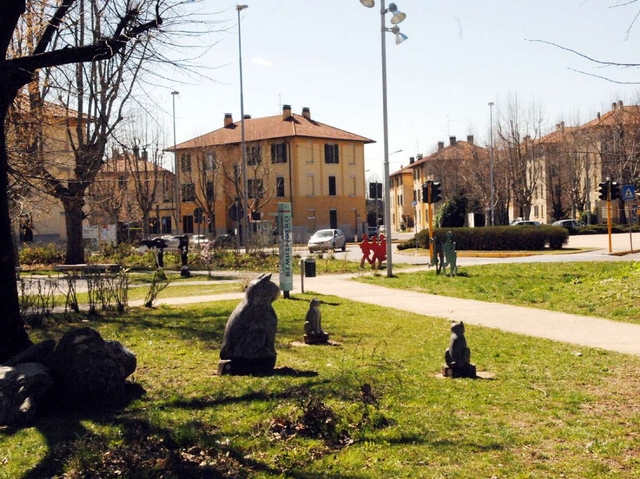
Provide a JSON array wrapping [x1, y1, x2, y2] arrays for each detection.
[[495, 97, 547, 221], [0, 0, 163, 360]]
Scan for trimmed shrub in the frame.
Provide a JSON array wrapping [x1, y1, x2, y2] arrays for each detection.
[[399, 226, 569, 251], [19, 243, 66, 265]]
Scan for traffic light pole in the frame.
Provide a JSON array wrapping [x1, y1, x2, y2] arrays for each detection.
[[428, 181, 434, 262]]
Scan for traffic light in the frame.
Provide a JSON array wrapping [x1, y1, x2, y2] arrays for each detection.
[[431, 181, 443, 203], [421, 182, 429, 203], [610, 181, 621, 200], [598, 181, 609, 201]]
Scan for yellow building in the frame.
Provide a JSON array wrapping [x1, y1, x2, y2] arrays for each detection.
[[169, 105, 373, 242]]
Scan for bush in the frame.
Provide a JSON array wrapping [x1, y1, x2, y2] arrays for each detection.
[[19, 243, 66, 265], [398, 226, 569, 251]]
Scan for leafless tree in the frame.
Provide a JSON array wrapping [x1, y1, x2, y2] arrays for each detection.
[[0, 0, 164, 360]]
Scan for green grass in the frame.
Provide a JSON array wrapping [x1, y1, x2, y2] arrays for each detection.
[[357, 261, 640, 324], [3, 293, 640, 478]]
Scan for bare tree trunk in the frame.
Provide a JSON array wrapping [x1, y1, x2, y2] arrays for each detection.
[[62, 195, 86, 264], [0, 123, 32, 362]]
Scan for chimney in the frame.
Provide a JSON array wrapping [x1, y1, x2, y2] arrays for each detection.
[[302, 107, 311, 119], [282, 104, 292, 120], [597, 112, 601, 120], [243, 114, 251, 120], [560, 121, 565, 132], [618, 100, 623, 109], [417, 153, 423, 160], [224, 113, 233, 127], [142, 149, 148, 161], [612, 102, 617, 111], [437, 141, 444, 151], [409, 157, 415, 164], [467, 135, 474, 145], [524, 135, 531, 142], [449, 136, 457, 146], [111, 147, 119, 159]]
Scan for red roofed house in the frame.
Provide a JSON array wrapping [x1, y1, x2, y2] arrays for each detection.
[[167, 105, 374, 243]]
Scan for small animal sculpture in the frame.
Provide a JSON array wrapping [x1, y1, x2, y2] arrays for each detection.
[[219, 273, 281, 374], [138, 235, 191, 277], [303, 298, 329, 344], [445, 321, 470, 367], [304, 298, 323, 336]]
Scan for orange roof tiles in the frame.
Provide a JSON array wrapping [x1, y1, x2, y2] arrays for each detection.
[[169, 113, 374, 151]]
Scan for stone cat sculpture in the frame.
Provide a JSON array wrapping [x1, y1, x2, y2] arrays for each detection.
[[443, 321, 475, 378], [219, 273, 281, 374], [303, 298, 329, 344]]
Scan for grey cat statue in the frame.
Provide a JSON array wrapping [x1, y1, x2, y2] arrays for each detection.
[[218, 273, 281, 375], [303, 298, 329, 344], [443, 321, 476, 378]]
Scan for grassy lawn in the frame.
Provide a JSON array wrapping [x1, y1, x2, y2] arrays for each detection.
[[2, 292, 640, 478], [357, 261, 640, 324]]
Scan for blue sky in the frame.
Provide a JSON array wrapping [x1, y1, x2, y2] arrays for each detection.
[[162, 1, 640, 179]]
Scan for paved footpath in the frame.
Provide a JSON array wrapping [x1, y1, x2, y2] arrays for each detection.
[[139, 265, 640, 357]]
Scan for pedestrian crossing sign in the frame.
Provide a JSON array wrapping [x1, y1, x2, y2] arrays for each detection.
[[622, 184, 636, 201]]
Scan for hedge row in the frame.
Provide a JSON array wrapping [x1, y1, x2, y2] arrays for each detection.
[[399, 226, 569, 251]]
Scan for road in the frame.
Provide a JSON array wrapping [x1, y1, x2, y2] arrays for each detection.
[[327, 231, 640, 266]]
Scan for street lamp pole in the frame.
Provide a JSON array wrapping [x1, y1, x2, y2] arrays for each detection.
[[237, 4, 249, 247], [489, 101, 495, 226], [171, 90, 180, 234], [361, 0, 407, 278]]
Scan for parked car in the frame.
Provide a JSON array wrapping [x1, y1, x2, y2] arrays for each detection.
[[308, 229, 346, 253], [367, 226, 378, 237], [378, 225, 386, 236], [510, 219, 541, 226], [190, 234, 209, 246], [552, 219, 586, 229]]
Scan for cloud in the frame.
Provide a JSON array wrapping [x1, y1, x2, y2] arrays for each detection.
[[252, 57, 274, 67]]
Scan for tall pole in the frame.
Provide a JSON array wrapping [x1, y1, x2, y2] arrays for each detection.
[[171, 91, 180, 234], [237, 4, 249, 247], [489, 101, 495, 226], [380, 0, 393, 278]]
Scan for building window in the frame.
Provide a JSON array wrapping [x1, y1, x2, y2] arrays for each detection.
[[350, 176, 356, 196], [307, 174, 315, 196], [180, 153, 191, 172], [248, 178, 264, 199], [205, 152, 216, 170], [206, 180, 214, 201], [329, 176, 337, 196], [324, 144, 339, 164], [329, 209, 338, 229], [276, 176, 285, 197], [247, 146, 262, 166], [149, 217, 159, 235], [161, 216, 172, 234], [162, 176, 172, 202], [271, 143, 288, 164], [183, 215, 194, 234], [181, 183, 196, 202]]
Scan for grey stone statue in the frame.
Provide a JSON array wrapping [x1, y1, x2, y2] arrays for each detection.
[[219, 273, 281, 375], [303, 298, 329, 344], [443, 321, 476, 378]]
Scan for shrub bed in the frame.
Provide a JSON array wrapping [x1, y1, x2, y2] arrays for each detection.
[[399, 226, 569, 251]]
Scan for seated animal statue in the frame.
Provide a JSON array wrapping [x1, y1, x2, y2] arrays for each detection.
[[303, 298, 329, 344], [443, 321, 476, 378], [139, 235, 190, 277], [219, 273, 281, 375]]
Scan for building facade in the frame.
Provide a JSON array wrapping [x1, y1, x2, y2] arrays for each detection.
[[168, 105, 373, 242]]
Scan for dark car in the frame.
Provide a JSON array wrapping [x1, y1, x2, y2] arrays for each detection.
[[213, 234, 235, 248]]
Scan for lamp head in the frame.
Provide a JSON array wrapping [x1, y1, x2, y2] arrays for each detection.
[[388, 3, 406, 24], [360, 0, 375, 7], [171, 91, 179, 96], [390, 25, 408, 44], [236, 4, 248, 11]]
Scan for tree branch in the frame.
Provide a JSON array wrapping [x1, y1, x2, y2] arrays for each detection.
[[526, 38, 640, 67]]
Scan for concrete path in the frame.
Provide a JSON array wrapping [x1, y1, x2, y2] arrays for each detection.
[[139, 263, 640, 357]]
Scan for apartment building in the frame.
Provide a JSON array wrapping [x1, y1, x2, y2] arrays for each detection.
[[168, 105, 373, 242]]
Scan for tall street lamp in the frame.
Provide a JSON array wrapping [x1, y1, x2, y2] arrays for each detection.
[[488, 101, 495, 226], [237, 4, 249, 247], [171, 90, 180, 234], [360, 0, 408, 278]]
